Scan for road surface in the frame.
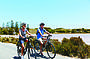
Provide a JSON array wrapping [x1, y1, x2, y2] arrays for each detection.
[[0, 42, 79, 59]]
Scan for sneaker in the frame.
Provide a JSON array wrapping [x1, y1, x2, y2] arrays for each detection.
[[21, 56, 24, 59]]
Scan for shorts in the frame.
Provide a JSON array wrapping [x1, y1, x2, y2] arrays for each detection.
[[38, 38, 43, 44], [19, 38, 27, 44]]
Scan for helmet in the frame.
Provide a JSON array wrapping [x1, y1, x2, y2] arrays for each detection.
[[21, 23, 26, 27], [40, 23, 45, 26]]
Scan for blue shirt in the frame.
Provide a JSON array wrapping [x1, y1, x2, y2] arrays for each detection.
[[37, 27, 46, 39], [19, 28, 28, 39]]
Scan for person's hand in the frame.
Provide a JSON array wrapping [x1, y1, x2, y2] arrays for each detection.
[[49, 34, 52, 36], [42, 35, 44, 37], [48, 33, 51, 35], [22, 36, 25, 38], [30, 35, 34, 37]]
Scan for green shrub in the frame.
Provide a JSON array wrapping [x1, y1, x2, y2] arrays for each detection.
[[52, 36, 88, 58]]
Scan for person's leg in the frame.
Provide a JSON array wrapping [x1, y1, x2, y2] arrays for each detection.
[[21, 43, 24, 56], [38, 38, 43, 55], [20, 40, 24, 59], [21, 39, 28, 55], [43, 38, 47, 46]]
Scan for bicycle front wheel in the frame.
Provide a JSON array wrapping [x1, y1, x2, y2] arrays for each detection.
[[47, 44, 56, 58], [28, 46, 37, 59], [17, 45, 21, 56]]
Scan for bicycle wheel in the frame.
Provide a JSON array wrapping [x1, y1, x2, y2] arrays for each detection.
[[17, 45, 22, 56], [28, 46, 37, 59], [47, 44, 56, 58], [17, 42, 26, 56], [34, 40, 41, 54], [30, 48, 33, 55]]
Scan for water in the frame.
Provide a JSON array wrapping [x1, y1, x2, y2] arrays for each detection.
[[50, 34, 90, 45], [0, 34, 90, 45]]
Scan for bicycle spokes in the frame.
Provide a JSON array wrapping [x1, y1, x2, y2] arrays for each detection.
[[47, 44, 56, 58]]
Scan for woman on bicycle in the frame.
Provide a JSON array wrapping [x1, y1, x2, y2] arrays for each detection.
[[19, 23, 33, 59], [36, 23, 50, 55]]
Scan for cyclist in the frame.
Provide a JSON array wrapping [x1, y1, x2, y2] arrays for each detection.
[[19, 23, 33, 59], [36, 23, 50, 55]]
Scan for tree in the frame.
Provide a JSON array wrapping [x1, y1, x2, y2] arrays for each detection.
[[0, 27, 2, 34], [6, 22, 9, 28], [82, 28, 84, 32], [71, 29, 76, 33], [15, 22, 19, 34], [11, 20, 14, 28], [2, 22, 5, 28], [2, 28, 8, 35], [27, 24, 29, 31], [8, 28, 14, 35], [20, 21, 21, 29]]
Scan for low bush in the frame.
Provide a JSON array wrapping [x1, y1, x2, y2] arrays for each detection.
[[52, 37, 88, 59]]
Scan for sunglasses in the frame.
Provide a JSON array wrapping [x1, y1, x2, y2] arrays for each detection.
[[24, 25, 26, 27]]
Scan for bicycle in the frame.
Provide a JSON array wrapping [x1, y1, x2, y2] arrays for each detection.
[[17, 36, 37, 59], [34, 35, 56, 59]]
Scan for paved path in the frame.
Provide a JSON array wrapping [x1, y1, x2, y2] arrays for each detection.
[[0, 42, 79, 59]]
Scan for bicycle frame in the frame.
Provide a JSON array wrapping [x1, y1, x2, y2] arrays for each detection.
[[34, 35, 56, 58], [42, 35, 52, 51]]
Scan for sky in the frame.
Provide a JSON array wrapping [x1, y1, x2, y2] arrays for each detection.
[[0, 0, 90, 29]]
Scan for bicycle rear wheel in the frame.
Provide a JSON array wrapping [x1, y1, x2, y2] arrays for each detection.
[[34, 40, 41, 54], [47, 44, 56, 58]]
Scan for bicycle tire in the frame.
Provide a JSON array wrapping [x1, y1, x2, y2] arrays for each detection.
[[47, 44, 56, 58], [28, 46, 37, 59], [34, 40, 41, 54]]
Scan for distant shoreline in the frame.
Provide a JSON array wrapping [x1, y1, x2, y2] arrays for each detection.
[[0, 33, 90, 37], [53, 33, 90, 34], [1, 33, 90, 35]]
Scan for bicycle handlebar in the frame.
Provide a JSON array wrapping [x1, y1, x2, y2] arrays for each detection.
[[43, 35, 52, 38], [27, 36, 34, 39]]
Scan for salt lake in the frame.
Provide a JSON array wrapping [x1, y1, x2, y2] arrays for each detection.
[[0, 34, 90, 45]]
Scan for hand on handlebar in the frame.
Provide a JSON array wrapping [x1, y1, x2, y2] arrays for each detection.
[[48, 34, 52, 36], [42, 35, 44, 37], [30, 35, 34, 37], [29, 35, 35, 38], [22, 36, 25, 38]]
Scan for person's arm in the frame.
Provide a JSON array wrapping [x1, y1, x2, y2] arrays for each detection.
[[26, 31, 31, 36], [44, 29, 50, 35], [38, 29, 44, 37], [45, 31, 50, 35], [19, 31, 25, 38]]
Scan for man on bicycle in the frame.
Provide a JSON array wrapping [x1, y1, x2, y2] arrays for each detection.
[[19, 23, 33, 59], [36, 23, 50, 55]]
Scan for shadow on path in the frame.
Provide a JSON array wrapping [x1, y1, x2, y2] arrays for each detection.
[[13, 53, 50, 59], [32, 53, 50, 59], [13, 56, 21, 59]]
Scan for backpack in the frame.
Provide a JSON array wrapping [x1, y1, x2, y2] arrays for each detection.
[[36, 28, 44, 35]]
